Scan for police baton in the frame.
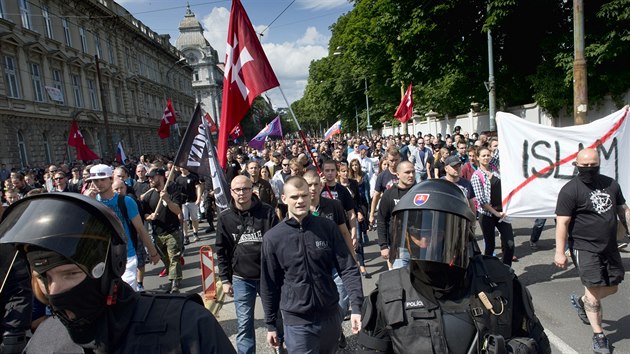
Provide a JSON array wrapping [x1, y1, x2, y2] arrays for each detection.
[[0, 250, 18, 295]]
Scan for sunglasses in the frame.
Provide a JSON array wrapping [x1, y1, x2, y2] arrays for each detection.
[[89, 172, 109, 178], [53, 177, 65, 180]]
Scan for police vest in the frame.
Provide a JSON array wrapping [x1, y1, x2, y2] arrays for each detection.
[[360, 267, 477, 354], [117, 292, 204, 353]]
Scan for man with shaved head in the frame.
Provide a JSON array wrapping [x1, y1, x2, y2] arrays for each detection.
[[554, 148, 629, 354], [215, 175, 279, 354]]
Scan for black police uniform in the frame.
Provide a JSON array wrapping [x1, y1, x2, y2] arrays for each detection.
[[0, 245, 32, 354], [358, 180, 551, 354]]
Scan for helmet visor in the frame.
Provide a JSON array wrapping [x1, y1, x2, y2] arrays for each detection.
[[0, 197, 114, 278], [391, 209, 469, 268]]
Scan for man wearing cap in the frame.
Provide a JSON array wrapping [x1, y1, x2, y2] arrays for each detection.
[[0, 193, 235, 353], [83, 164, 160, 290], [355, 145, 375, 181], [265, 151, 283, 177], [140, 167, 186, 293], [442, 155, 476, 216]]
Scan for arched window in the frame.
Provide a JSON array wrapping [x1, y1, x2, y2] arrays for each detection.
[[43, 132, 52, 164], [17, 131, 29, 168]]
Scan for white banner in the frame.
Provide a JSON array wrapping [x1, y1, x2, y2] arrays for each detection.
[[497, 106, 629, 218]]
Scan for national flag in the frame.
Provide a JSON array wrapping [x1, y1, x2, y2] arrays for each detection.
[[174, 103, 230, 212], [229, 123, 244, 141], [248, 116, 283, 150], [158, 99, 177, 139], [394, 83, 414, 124], [204, 112, 219, 134], [115, 142, 127, 164], [324, 120, 342, 140], [218, 0, 280, 168], [67, 120, 100, 161]]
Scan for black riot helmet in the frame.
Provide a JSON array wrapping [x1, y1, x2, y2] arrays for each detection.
[[390, 179, 475, 270], [0, 193, 127, 280]]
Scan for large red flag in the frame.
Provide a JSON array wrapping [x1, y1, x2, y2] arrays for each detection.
[[158, 99, 177, 139], [218, 0, 280, 168], [229, 123, 244, 141], [67, 120, 100, 161], [394, 83, 414, 124]]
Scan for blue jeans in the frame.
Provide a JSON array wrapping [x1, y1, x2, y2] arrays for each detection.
[[332, 270, 349, 318], [284, 311, 342, 354], [232, 276, 259, 354], [392, 247, 410, 269]]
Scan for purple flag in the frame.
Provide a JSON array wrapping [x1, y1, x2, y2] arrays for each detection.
[[248, 116, 283, 150]]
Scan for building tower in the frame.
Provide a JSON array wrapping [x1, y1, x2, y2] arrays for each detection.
[[176, 4, 223, 123]]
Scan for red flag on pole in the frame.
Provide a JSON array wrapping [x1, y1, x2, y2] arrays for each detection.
[[229, 123, 244, 141], [67, 120, 100, 161], [394, 83, 414, 124], [204, 112, 218, 134], [158, 99, 177, 139], [218, 0, 280, 168]]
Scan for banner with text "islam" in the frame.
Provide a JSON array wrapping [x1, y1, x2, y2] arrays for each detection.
[[497, 106, 629, 218]]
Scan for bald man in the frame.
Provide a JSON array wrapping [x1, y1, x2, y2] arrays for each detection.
[[215, 175, 279, 353], [554, 148, 629, 354]]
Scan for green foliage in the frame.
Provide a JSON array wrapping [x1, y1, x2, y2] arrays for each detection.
[[293, 0, 630, 129]]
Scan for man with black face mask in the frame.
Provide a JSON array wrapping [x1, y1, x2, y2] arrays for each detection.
[[554, 148, 629, 354], [0, 193, 235, 354], [359, 180, 550, 354]]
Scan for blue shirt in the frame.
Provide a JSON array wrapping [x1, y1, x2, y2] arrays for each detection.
[[97, 193, 138, 258]]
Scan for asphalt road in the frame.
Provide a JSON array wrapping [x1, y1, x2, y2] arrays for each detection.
[[143, 218, 630, 353]]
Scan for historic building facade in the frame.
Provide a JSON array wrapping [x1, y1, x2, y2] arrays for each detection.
[[175, 5, 223, 124], [0, 0, 195, 168]]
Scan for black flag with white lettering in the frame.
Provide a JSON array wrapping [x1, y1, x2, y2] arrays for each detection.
[[174, 103, 230, 211]]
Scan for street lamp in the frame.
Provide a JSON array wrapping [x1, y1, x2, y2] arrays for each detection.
[[333, 47, 372, 136]]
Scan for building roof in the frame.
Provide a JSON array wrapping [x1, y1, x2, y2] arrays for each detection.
[[176, 4, 211, 49]]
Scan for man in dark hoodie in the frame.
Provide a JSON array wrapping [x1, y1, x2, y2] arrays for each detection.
[[215, 175, 279, 354], [261, 176, 363, 354], [377, 160, 416, 269]]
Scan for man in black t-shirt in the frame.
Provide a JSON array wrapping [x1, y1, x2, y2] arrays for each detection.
[[369, 147, 400, 226], [554, 148, 629, 354], [176, 167, 202, 244]]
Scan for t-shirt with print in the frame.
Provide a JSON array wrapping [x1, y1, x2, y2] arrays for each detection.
[[374, 169, 399, 193], [97, 193, 138, 258], [320, 183, 356, 213], [314, 197, 347, 226], [555, 174, 625, 253]]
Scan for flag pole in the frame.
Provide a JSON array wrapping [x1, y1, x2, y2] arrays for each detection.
[[278, 87, 333, 199]]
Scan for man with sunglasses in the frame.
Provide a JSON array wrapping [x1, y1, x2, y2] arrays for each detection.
[[215, 175, 280, 354], [50, 171, 78, 193]]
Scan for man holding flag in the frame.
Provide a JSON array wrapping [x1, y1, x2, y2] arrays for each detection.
[[218, 0, 280, 168], [324, 120, 342, 141]]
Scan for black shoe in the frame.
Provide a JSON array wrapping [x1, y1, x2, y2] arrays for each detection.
[[361, 271, 372, 279], [570, 294, 590, 325], [338, 333, 347, 349], [170, 280, 181, 294], [183, 237, 190, 245], [592, 333, 610, 354], [529, 241, 538, 250], [205, 227, 215, 233]]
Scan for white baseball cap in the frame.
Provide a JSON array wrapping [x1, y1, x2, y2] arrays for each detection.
[[86, 164, 113, 181]]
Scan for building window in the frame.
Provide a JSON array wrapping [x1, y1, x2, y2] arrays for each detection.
[[94, 33, 102, 59], [194, 71, 199, 81], [114, 86, 122, 113], [43, 132, 52, 164], [4, 56, 20, 98], [79, 27, 88, 53], [19, 0, 31, 30], [42, 6, 53, 38], [108, 40, 115, 64], [72, 74, 83, 108], [125, 47, 131, 70], [17, 131, 29, 168], [31, 63, 45, 102], [62, 18, 72, 46], [51, 69, 65, 104], [87, 79, 98, 109]]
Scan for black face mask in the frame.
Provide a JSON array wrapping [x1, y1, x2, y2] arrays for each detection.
[[47, 276, 107, 344], [577, 165, 600, 184]]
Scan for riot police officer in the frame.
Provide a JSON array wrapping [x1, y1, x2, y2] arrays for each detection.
[[358, 180, 550, 354], [0, 193, 235, 353], [0, 244, 32, 354]]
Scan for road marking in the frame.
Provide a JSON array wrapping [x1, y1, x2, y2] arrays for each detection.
[[545, 329, 579, 354]]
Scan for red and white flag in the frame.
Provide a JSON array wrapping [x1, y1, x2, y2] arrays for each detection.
[[158, 99, 177, 139], [218, 0, 280, 168], [394, 83, 413, 124], [67, 120, 100, 161], [204, 112, 219, 134], [229, 123, 244, 141]]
